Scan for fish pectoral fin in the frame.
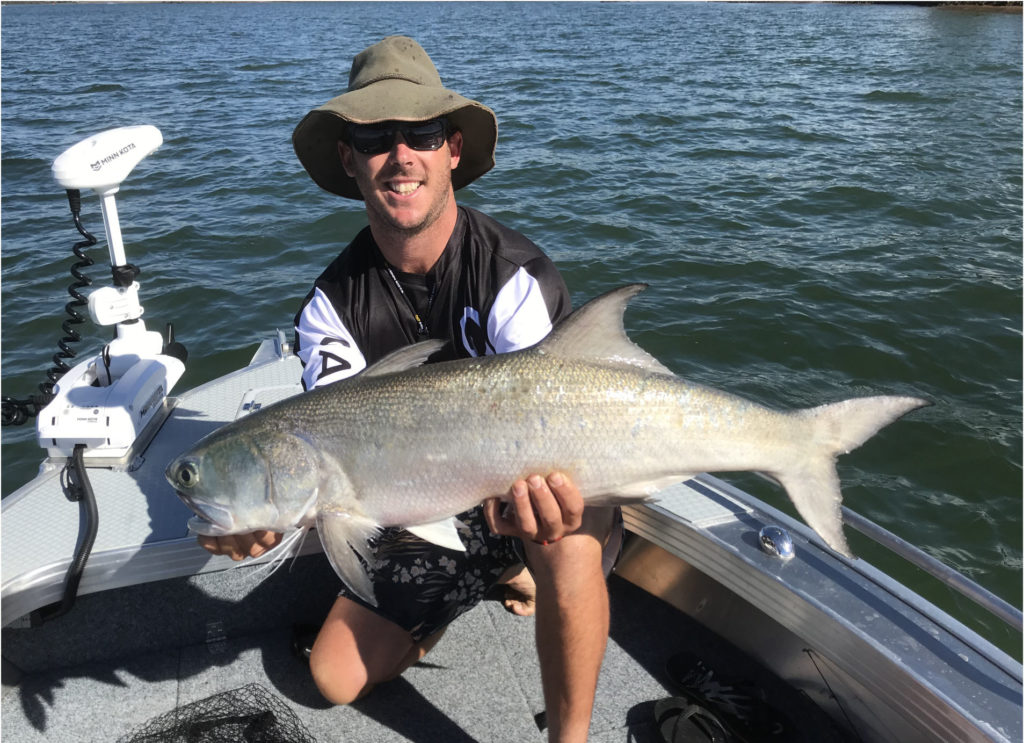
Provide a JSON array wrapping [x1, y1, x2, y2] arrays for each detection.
[[586, 475, 692, 506], [316, 510, 381, 606], [405, 518, 467, 552]]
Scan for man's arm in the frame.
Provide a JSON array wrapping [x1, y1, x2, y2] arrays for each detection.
[[484, 474, 612, 743], [294, 286, 367, 390]]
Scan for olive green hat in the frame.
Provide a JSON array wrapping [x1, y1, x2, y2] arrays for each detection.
[[292, 36, 498, 200]]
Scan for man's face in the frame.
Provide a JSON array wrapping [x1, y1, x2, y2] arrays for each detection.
[[339, 121, 463, 238]]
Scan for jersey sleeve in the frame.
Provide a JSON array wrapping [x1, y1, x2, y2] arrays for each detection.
[[294, 287, 368, 390], [487, 259, 571, 355]]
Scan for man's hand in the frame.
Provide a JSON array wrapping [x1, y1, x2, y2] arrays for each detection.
[[483, 472, 584, 544], [197, 531, 283, 561]]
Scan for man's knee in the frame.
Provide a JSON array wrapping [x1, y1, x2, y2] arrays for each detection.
[[584, 505, 616, 546], [308, 630, 371, 705], [309, 662, 365, 706], [308, 595, 441, 705], [308, 597, 398, 705], [309, 625, 447, 705]]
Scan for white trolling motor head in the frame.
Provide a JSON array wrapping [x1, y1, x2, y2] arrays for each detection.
[[37, 125, 186, 462], [52, 124, 163, 195], [52, 125, 163, 326]]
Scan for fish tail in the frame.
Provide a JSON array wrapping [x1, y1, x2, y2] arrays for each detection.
[[775, 395, 930, 558], [317, 510, 382, 606]]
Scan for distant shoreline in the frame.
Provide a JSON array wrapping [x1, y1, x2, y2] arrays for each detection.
[[826, 1, 1021, 10], [1, 0, 1022, 8], [900, 1, 1023, 10]]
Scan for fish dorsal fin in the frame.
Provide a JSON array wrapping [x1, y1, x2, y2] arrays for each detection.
[[405, 517, 467, 552], [538, 284, 674, 375], [361, 339, 446, 378]]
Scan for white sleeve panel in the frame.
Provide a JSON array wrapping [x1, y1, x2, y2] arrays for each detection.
[[295, 287, 367, 390], [487, 267, 555, 355]]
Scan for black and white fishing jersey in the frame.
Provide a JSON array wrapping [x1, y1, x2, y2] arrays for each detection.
[[294, 206, 571, 391]]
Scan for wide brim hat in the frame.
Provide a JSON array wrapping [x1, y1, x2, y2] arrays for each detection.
[[293, 36, 497, 201]]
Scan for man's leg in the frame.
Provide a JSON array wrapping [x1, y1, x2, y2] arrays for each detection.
[[309, 595, 445, 705], [523, 506, 614, 743]]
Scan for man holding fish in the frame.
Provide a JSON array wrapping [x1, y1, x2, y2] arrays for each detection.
[[198, 36, 617, 743]]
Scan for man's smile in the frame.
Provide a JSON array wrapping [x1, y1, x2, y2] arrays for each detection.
[[388, 180, 422, 196]]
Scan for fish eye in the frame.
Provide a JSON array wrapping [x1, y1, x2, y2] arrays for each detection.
[[175, 461, 200, 488]]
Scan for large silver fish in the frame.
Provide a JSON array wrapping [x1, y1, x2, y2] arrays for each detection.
[[166, 284, 928, 604]]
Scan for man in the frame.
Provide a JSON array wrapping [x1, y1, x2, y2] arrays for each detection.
[[199, 36, 616, 743]]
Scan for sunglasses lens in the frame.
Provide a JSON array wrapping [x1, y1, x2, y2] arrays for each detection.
[[404, 120, 446, 150], [348, 120, 447, 154], [349, 127, 393, 154]]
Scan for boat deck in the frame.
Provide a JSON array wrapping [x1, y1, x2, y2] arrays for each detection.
[[1, 569, 685, 743], [2, 559, 850, 743]]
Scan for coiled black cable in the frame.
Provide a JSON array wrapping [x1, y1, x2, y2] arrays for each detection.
[[2, 190, 96, 426], [45, 192, 97, 391], [31, 443, 98, 625]]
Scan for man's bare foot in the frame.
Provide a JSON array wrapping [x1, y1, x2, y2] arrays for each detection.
[[497, 563, 536, 617]]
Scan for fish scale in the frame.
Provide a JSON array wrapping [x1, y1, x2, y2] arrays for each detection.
[[167, 284, 929, 606], [317, 354, 687, 515]]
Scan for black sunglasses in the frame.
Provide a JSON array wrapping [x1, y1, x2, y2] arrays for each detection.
[[346, 119, 449, 155]]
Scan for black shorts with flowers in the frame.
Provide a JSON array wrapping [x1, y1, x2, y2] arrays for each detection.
[[337, 505, 521, 642], [337, 505, 624, 642]]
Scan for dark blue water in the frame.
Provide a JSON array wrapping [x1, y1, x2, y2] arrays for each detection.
[[2, 2, 1020, 653]]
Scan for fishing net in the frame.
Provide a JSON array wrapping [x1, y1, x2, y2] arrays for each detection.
[[116, 683, 317, 743]]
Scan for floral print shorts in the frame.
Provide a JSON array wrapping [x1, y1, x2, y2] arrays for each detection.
[[337, 505, 623, 642], [337, 505, 521, 641]]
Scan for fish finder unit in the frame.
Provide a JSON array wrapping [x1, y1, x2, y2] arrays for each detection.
[[35, 125, 187, 461]]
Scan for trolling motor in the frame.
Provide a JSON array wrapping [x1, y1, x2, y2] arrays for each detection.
[[3, 125, 187, 626], [31, 125, 187, 461]]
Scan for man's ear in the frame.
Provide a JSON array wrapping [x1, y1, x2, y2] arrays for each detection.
[[447, 129, 463, 170], [338, 140, 355, 176]]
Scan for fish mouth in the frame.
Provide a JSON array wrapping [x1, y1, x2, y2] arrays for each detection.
[[186, 515, 231, 536], [177, 493, 235, 535]]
